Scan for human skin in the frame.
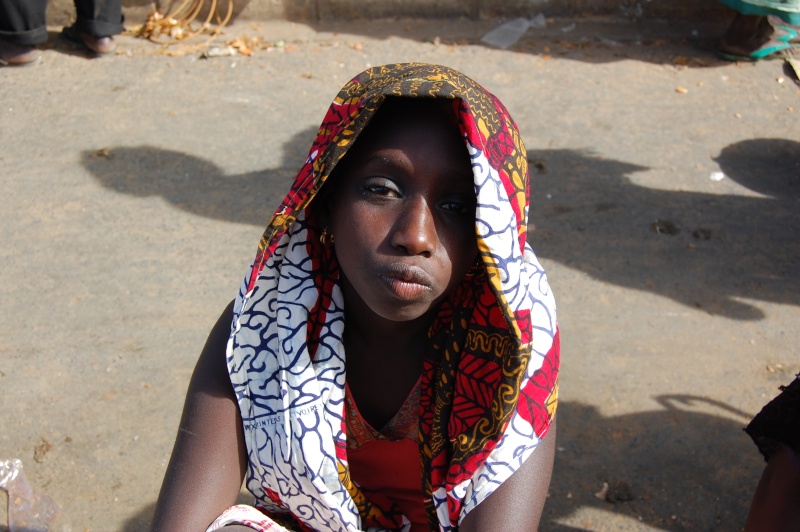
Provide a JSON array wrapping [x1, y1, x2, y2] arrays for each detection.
[[324, 99, 479, 431], [151, 98, 555, 531], [327, 99, 478, 325], [744, 445, 800, 531]]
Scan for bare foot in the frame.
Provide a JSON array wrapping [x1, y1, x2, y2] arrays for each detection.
[[0, 38, 41, 66]]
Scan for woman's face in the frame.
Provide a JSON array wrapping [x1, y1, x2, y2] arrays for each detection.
[[328, 100, 478, 324]]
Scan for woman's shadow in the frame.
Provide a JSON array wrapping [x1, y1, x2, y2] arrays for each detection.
[[528, 138, 800, 320], [540, 396, 764, 530], [82, 126, 317, 228]]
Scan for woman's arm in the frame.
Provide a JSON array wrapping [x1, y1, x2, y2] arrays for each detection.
[[152, 301, 248, 531], [744, 444, 800, 532], [459, 419, 556, 532]]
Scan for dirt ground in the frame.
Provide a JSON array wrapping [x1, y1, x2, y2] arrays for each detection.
[[1, 13, 799, 532]]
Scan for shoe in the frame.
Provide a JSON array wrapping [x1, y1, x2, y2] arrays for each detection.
[[61, 25, 116, 55], [0, 38, 41, 66]]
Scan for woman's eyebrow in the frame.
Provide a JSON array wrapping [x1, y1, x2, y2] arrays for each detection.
[[360, 153, 413, 174], [364, 154, 406, 166]]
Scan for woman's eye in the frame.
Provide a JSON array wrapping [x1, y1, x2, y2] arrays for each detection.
[[363, 179, 399, 197], [366, 185, 391, 195], [441, 199, 474, 215]]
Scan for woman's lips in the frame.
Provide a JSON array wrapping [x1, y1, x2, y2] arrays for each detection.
[[379, 264, 433, 300], [381, 277, 431, 300]]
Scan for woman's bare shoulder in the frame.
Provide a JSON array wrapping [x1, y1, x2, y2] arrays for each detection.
[[151, 301, 246, 531]]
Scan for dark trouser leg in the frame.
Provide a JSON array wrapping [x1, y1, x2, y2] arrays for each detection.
[[0, 0, 48, 46], [73, 0, 124, 37]]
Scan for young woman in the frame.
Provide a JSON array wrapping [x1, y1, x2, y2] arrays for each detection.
[[152, 63, 560, 531]]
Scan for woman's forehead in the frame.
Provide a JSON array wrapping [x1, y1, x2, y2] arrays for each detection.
[[369, 96, 458, 126], [353, 98, 459, 147], [342, 99, 467, 167]]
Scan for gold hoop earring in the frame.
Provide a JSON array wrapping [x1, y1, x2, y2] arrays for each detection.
[[320, 227, 335, 247]]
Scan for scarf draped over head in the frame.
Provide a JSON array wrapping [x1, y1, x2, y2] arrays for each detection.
[[211, 63, 559, 532]]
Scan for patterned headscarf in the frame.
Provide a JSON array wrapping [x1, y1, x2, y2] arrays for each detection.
[[214, 63, 559, 532]]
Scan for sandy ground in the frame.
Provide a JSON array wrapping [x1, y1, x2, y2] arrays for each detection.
[[1, 14, 799, 532]]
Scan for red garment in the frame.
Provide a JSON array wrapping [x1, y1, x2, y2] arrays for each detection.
[[345, 380, 428, 529]]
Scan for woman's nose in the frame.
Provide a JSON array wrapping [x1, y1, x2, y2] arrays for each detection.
[[390, 196, 436, 257]]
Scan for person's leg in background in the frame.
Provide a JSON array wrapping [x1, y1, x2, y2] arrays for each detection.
[[717, 0, 800, 60], [0, 0, 47, 66], [63, 0, 124, 55]]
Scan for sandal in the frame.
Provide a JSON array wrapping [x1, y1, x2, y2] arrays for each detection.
[[774, 25, 800, 43], [718, 39, 794, 61], [768, 16, 800, 44]]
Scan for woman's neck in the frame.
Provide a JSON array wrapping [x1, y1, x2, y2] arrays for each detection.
[[340, 278, 434, 428], [339, 276, 436, 360]]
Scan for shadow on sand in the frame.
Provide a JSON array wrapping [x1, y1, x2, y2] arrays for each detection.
[[541, 396, 761, 530], [84, 137, 800, 320], [81, 126, 317, 228], [120, 396, 764, 530], [527, 139, 800, 320]]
